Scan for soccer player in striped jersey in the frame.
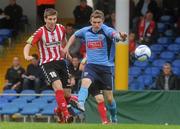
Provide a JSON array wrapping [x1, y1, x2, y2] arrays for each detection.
[[64, 10, 127, 123], [23, 8, 73, 123]]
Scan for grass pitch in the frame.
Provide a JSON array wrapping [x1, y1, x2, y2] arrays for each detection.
[[1, 122, 180, 129]]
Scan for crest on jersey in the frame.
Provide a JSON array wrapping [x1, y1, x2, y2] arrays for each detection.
[[83, 72, 88, 77]]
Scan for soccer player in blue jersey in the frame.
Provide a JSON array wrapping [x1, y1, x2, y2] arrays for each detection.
[[64, 10, 127, 123]]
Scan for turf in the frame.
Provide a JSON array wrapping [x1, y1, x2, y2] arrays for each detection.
[[1, 122, 180, 129]]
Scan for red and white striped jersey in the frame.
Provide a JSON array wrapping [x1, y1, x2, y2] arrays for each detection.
[[26, 24, 66, 65]]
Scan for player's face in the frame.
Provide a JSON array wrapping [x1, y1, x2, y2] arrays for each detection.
[[90, 17, 103, 32], [45, 15, 57, 31]]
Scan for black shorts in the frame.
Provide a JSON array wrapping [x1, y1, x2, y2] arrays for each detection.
[[40, 60, 70, 88], [88, 80, 112, 97]]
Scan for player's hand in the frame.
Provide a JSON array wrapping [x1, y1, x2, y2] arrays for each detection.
[[62, 47, 68, 55], [120, 32, 127, 41], [24, 55, 34, 61], [66, 51, 72, 61]]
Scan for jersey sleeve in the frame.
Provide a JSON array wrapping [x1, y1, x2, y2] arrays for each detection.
[[102, 24, 120, 41], [26, 28, 43, 46], [74, 28, 86, 39]]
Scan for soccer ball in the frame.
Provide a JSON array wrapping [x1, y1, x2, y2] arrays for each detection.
[[135, 45, 151, 61]]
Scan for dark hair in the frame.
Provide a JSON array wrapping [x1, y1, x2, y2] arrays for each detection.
[[32, 53, 39, 60]]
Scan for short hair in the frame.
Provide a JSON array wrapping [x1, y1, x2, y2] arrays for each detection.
[[163, 63, 171, 69], [44, 8, 58, 18], [90, 10, 104, 20]]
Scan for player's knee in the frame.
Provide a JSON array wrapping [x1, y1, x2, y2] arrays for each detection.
[[52, 80, 63, 91], [95, 94, 104, 103], [106, 95, 114, 104], [81, 78, 92, 87], [64, 88, 71, 98]]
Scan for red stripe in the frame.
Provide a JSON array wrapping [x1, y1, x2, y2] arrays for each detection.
[[44, 28, 52, 62], [39, 40, 45, 64], [53, 26, 58, 60], [59, 24, 65, 40], [56, 25, 64, 59]]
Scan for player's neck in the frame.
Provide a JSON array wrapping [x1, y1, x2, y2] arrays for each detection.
[[92, 28, 101, 33], [45, 25, 56, 32]]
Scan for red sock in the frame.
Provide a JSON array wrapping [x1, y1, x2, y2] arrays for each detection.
[[98, 101, 108, 123], [55, 90, 70, 118]]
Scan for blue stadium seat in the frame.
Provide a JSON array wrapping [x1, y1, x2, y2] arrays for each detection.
[[172, 60, 180, 67], [19, 90, 36, 102], [159, 51, 175, 61], [160, 15, 172, 23], [144, 67, 160, 77], [21, 103, 46, 115], [2, 89, 17, 102], [129, 67, 142, 77], [31, 98, 49, 105], [152, 59, 166, 68], [175, 37, 180, 44], [172, 67, 180, 76], [40, 90, 55, 103], [149, 52, 158, 62], [157, 22, 166, 32], [133, 60, 149, 69], [0, 103, 19, 115], [137, 75, 153, 88], [41, 90, 54, 94], [0, 29, 12, 39], [167, 44, 180, 54], [41, 103, 57, 116], [157, 37, 172, 46], [0, 97, 9, 110], [129, 75, 135, 84], [129, 81, 144, 90], [150, 44, 164, 53], [10, 98, 28, 110], [164, 29, 174, 37]]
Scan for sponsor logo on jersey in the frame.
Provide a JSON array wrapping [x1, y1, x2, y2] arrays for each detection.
[[45, 41, 61, 47], [87, 41, 103, 49]]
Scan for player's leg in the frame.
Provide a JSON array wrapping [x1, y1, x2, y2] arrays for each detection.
[[103, 90, 117, 123], [94, 94, 109, 124], [89, 82, 109, 124], [52, 80, 73, 123], [70, 64, 95, 111], [100, 66, 117, 123], [41, 61, 73, 123]]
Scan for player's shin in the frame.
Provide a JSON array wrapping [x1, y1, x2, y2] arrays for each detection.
[[78, 86, 89, 108], [98, 101, 108, 124], [55, 90, 70, 118], [107, 99, 117, 123]]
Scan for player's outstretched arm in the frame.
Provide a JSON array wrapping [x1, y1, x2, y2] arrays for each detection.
[[23, 44, 34, 61], [63, 34, 76, 54]]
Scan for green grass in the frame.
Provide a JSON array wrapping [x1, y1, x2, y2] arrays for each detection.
[[1, 122, 180, 129]]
